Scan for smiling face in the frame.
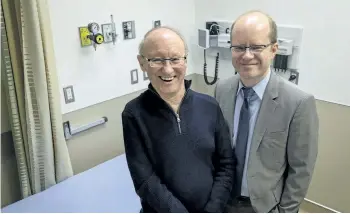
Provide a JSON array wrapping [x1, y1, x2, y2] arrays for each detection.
[[231, 13, 278, 86], [137, 28, 187, 98]]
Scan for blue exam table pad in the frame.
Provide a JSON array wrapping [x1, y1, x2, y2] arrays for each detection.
[[2, 154, 141, 213]]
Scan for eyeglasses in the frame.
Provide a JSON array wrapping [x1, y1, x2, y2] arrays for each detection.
[[141, 55, 187, 68], [230, 43, 273, 54]]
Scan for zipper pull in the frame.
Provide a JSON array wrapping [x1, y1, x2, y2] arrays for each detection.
[[176, 114, 182, 134]]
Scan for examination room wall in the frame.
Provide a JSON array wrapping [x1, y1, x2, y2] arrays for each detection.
[[193, 0, 350, 212], [48, 0, 197, 173], [2, 0, 350, 212], [1, 0, 197, 207]]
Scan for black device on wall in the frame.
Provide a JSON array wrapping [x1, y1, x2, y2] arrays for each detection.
[[200, 22, 220, 85], [273, 54, 289, 72], [203, 49, 219, 85], [206, 21, 219, 35]]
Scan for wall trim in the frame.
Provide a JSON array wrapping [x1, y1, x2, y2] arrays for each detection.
[[304, 198, 340, 213]]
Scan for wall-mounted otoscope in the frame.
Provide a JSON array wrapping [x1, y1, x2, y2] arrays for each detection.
[[198, 27, 220, 85]]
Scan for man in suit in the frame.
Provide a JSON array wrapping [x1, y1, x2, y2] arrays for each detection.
[[214, 10, 319, 213]]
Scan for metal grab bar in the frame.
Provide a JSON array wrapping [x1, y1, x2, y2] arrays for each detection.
[[63, 117, 108, 140]]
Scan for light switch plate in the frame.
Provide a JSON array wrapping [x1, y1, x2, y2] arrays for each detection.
[[63, 86, 75, 104], [153, 20, 161, 28], [143, 71, 149, 81], [130, 69, 138, 84], [101, 23, 113, 43], [122, 21, 136, 40]]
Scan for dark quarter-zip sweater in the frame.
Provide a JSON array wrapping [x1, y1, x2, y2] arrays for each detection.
[[121, 80, 235, 213]]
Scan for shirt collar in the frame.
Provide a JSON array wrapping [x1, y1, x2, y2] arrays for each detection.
[[237, 69, 271, 100]]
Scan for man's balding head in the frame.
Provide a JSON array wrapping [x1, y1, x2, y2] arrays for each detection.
[[230, 10, 277, 44], [229, 10, 279, 87], [137, 26, 188, 100], [138, 26, 188, 56]]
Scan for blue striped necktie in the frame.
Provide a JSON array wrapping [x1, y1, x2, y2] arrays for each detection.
[[235, 87, 255, 196]]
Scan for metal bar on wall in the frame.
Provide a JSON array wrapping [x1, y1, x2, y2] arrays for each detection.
[[63, 117, 108, 140]]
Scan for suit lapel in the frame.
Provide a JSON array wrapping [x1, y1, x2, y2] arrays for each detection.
[[226, 76, 239, 138], [250, 72, 279, 153]]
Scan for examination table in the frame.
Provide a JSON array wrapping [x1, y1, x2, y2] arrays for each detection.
[[2, 154, 142, 213]]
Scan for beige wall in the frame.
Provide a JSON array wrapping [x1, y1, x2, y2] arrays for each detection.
[[62, 89, 145, 174], [306, 100, 350, 212], [1, 74, 349, 212]]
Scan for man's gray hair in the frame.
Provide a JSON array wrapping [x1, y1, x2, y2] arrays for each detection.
[[138, 26, 189, 55]]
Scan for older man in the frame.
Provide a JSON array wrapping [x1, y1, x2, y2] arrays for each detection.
[[214, 11, 319, 213], [122, 27, 235, 213]]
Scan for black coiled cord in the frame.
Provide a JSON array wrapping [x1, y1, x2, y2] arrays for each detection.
[[203, 49, 219, 85]]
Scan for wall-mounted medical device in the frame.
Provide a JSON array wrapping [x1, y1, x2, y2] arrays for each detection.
[[198, 29, 210, 49], [273, 25, 303, 84], [197, 21, 232, 85], [122, 20, 136, 40], [78, 15, 118, 50], [205, 21, 231, 48], [198, 28, 219, 85], [78, 22, 104, 50], [198, 21, 303, 85], [87, 22, 105, 50], [101, 15, 118, 45], [274, 39, 293, 72]]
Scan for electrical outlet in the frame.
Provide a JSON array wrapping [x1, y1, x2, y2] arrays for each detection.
[[101, 23, 113, 43], [63, 86, 75, 104], [122, 21, 136, 40], [143, 71, 149, 81], [289, 69, 299, 85], [130, 69, 138, 84], [153, 20, 161, 28]]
